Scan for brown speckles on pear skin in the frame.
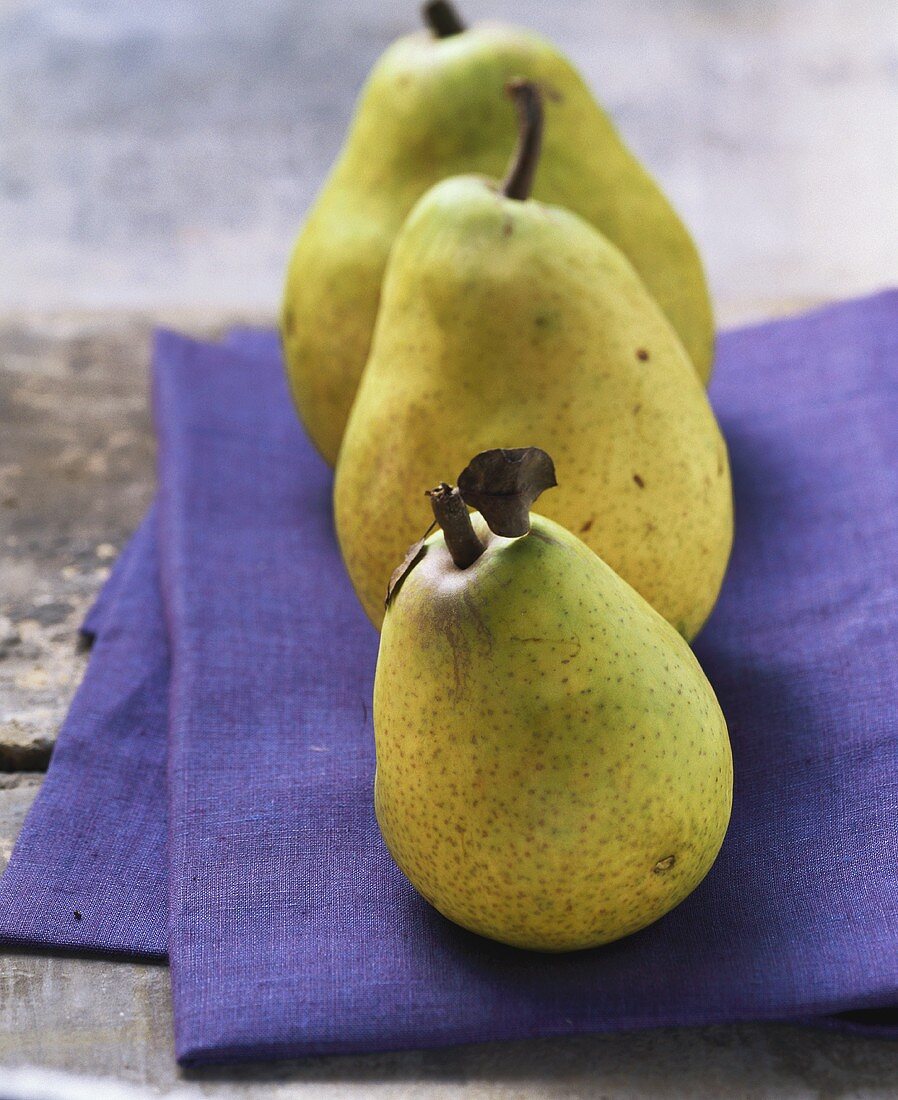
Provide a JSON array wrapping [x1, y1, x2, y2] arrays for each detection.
[[333, 181, 732, 639], [373, 514, 733, 952]]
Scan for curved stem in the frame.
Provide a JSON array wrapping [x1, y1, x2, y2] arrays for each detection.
[[427, 484, 484, 569], [501, 80, 544, 201], [422, 0, 466, 38]]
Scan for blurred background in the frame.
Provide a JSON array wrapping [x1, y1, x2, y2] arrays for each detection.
[[2, 0, 897, 325]]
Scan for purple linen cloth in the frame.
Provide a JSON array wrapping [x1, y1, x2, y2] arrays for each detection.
[[0, 511, 167, 958], [1, 292, 896, 1063]]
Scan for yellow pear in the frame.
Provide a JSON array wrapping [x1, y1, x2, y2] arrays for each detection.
[[282, 1, 714, 465], [334, 83, 732, 638], [375, 450, 733, 951]]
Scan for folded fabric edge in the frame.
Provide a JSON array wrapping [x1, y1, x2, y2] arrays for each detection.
[[223, 326, 282, 360], [81, 318, 282, 642], [176, 1001, 898, 1067], [0, 937, 167, 964], [0, 502, 169, 959], [815, 1010, 898, 1036], [79, 509, 153, 641]]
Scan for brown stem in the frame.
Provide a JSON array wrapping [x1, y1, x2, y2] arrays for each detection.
[[422, 0, 466, 38], [501, 80, 543, 201], [427, 483, 484, 569]]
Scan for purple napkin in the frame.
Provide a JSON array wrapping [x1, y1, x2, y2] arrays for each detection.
[[1, 292, 896, 1063]]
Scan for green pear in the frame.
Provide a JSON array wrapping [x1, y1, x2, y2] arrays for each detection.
[[375, 449, 733, 952], [334, 82, 732, 639], [282, 1, 714, 466]]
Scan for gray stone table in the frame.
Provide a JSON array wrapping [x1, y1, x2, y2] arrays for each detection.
[[2, 0, 898, 1094]]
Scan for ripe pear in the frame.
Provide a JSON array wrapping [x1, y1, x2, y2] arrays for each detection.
[[374, 450, 733, 952], [334, 82, 732, 639], [282, 0, 714, 466]]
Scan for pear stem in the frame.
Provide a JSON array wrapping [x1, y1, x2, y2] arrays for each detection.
[[427, 484, 484, 569], [501, 80, 544, 201], [422, 0, 466, 38]]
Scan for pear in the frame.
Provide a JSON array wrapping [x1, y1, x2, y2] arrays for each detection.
[[334, 82, 732, 639], [375, 449, 733, 952], [282, 0, 714, 465]]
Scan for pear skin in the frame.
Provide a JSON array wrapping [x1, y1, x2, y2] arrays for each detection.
[[282, 14, 713, 465], [375, 512, 733, 952], [334, 175, 732, 638]]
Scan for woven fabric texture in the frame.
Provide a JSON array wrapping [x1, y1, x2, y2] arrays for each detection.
[[1, 293, 896, 1063]]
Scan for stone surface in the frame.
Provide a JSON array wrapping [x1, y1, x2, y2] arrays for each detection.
[[0, 773, 43, 869], [0, 311, 262, 770], [0, 313, 146, 768]]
